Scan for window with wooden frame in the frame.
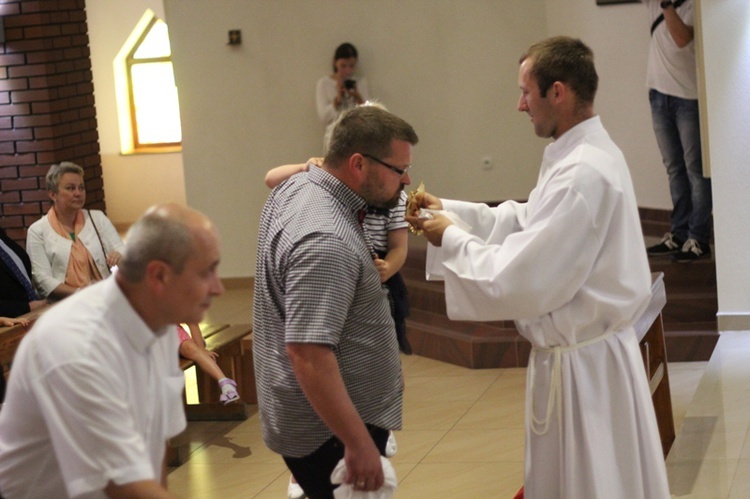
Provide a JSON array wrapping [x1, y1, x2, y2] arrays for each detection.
[[115, 10, 182, 154]]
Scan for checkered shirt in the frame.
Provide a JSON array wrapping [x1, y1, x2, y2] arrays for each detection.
[[253, 166, 403, 458]]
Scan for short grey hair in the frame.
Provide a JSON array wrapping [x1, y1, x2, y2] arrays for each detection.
[[117, 208, 195, 283], [45, 162, 84, 193]]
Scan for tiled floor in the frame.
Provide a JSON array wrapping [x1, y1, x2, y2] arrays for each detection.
[[666, 331, 750, 499], [167, 286, 710, 498]]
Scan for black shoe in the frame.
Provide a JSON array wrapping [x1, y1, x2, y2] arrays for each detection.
[[647, 232, 684, 256], [673, 238, 711, 262]]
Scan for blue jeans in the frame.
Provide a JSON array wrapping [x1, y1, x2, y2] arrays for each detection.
[[649, 89, 713, 244]]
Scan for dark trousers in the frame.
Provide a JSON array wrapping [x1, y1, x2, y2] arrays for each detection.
[[283, 425, 389, 499], [376, 250, 412, 355]]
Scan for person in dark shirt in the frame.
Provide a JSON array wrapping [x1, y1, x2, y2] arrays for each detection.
[[0, 226, 39, 404], [0, 227, 46, 317]]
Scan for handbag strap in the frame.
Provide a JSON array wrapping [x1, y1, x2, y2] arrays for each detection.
[[87, 209, 108, 264], [651, 0, 687, 36]]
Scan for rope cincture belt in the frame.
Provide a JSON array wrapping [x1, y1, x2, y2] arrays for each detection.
[[528, 329, 619, 437], [527, 328, 627, 492]]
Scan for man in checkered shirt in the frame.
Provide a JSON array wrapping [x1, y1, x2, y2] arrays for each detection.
[[254, 105, 418, 499]]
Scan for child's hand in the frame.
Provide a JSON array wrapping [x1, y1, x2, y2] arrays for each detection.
[[106, 250, 122, 268], [373, 256, 390, 283], [207, 350, 219, 362], [0, 316, 29, 327]]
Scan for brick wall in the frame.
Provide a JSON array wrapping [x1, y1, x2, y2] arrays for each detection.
[[0, 0, 104, 246]]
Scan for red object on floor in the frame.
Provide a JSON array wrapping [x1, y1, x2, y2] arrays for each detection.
[[513, 486, 524, 499]]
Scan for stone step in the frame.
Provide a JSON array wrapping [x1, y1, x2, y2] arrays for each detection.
[[408, 308, 516, 336], [663, 328, 719, 362], [661, 292, 718, 325], [648, 257, 717, 290], [404, 267, 717, 328], [406, 310, 528, 369], [402, 213, 718, 366]]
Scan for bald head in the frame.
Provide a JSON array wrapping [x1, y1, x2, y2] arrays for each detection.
[[118, 203, 218, 283]]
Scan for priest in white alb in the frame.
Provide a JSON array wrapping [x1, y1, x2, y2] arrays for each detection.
[[407, 37, 670, 499]]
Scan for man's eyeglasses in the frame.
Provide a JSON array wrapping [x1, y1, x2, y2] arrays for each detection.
[[362, 153, 411, 177]]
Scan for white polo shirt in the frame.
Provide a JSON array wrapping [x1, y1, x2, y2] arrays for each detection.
[[0, 277, 186, 498]]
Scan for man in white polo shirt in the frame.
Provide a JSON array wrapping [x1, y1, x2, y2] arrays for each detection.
[[0, 203, 224, 498]]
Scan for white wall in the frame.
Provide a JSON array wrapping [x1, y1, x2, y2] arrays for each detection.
[[86, 0, 186, 227], [698, 0, 750, 330], [87, 0, 749, 331], [163, 0, 549, 277], [544, 0, 669, 209], [92, 0, 675, 279]]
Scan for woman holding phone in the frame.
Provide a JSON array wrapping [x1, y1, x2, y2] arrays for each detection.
[[315, 42, 370, 126]]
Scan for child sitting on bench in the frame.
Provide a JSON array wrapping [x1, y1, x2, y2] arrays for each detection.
[[177, 323, 240, 405]]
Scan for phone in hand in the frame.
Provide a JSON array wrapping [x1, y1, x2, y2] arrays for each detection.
[[344, 79, 356, 90]]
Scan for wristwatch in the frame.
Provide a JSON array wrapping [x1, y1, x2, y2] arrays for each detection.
[[660, 1, 673, 8]]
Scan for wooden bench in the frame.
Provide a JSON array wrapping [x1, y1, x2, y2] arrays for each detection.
[[1, 322, 32, 383], [637, 272, 675, 457], [167, 323, 255, 466], [0, 307, 47, 399], [2, 319, 255, 416], [178, 323, 255, 421]]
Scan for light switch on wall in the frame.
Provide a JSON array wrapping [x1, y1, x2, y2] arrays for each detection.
[[228, 30, 241, 45]]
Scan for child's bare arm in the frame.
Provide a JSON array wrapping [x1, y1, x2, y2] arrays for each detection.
[[0, 316, 29, 327], [265, 163, 308, 188], [374, 228, 408, 282], [265, 159, 323, 188], [187, 323, 206, 349]]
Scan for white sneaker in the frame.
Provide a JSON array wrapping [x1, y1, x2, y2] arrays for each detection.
[[288, 476, 305, 499], [385, 431, 397, 457]]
